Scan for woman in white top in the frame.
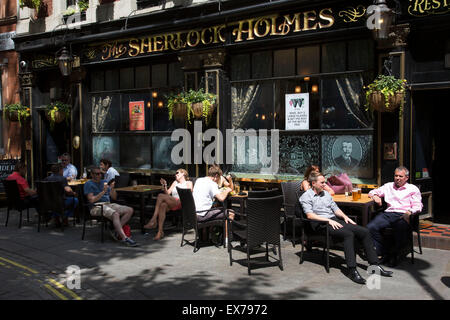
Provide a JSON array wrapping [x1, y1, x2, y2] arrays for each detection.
[[100, 158, 120, 183], [143, 168, 193, 240]]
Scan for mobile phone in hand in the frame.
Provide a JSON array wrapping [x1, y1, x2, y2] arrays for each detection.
[[108, 179, 115, 185]]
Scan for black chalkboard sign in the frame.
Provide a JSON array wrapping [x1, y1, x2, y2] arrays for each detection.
[[0, 159, 18, 192]]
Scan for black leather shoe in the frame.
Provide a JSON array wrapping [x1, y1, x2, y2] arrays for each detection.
[[370, 264, 393, 277], [348, 269, 366, 285]]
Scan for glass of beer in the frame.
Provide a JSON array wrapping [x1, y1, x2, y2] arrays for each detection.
[[352, 189, 359, 201], [235, 182, 240, 194], [357, 188, 362, 200]]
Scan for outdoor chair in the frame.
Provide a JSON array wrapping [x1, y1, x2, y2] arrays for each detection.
[[228, 195, 284, 275], [2, 179, 31, 228], [36, 180, 67, 232], [296, 190, 338, 273], [115, 173, 130, 188], [80, 193, 108, 242], [247, 188, 281, 198], [370, 200, 422, 264], [177, 187, 226, 252], [281, 181, 302, 247]]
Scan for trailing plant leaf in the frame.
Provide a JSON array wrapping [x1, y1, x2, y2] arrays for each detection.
[[364, 74, 407, 111], [46, 101, 71, 130], [166, 89, 216, 124], [4, 103, 31, 126]]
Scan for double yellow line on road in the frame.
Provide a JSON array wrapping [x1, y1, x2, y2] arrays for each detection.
[[0, 256, 82, 300]]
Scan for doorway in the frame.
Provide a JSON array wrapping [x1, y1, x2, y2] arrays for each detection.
[[412, 89, 449, 223]]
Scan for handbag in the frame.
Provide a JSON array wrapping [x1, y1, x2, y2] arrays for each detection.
[[326, 173, 353, 194]]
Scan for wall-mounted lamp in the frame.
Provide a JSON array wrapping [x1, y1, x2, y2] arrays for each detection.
[[157, 101, 164, 108], [367, 0, 396, 41], [311, 84, 319, 93], [295, 86, 301, 93], [56, 46, 74, 76], [152, 91, 158, 98], [303, 77, 310, 82], [147, 101, 151, 108]]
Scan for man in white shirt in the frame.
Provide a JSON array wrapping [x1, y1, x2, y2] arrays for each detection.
[[61, 153, 78, 180], [100, 158, 120, 183], [193, 165, 234, 222]]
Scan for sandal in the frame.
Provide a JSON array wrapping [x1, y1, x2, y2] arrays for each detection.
[[143, 220, 157, 230], [153, 231, 164, 241]]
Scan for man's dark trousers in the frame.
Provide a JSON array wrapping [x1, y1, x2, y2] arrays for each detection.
[[367, 211, 410, 256], [318, 218, 379, 268]]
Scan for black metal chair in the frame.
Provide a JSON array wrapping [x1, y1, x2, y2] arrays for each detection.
[[228, 195, 284, 275], [296, 190, 337, 273], [247, 188, 281, 198], [115, 173, 130, 188], [36, 181, 66, 232], [281, 181, 302, 247], [177, 187, 226, 252], [370, 200, 422, 264], [80, 193, 108, 242], [2, 179, 31, 228]]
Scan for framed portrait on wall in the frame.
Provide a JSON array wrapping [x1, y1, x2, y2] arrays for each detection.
[[322, 135, 373, 179]]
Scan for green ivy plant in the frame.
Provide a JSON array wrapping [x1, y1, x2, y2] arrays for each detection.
[[78, 0, 89, 12], [3, 103, 31, 126], [167, 89, 216, 124], [46, 101, 71, 130], [19, 0, 42, 13], [364, 74, 407, 111]]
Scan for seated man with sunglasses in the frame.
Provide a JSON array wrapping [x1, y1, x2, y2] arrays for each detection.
[[84, 167, 138, 247]]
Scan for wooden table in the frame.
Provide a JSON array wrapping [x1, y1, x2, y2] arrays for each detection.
[[227, 191, 248, 215], [67, 179, 88, 222], [114, 185, 163, 233], [332, 194, 374, 226]]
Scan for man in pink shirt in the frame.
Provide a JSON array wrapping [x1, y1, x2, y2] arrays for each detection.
[[367, 166, 422, 265]]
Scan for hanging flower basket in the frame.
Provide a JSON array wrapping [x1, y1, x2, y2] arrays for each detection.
[[368, 91, 405, 113], [4, 103, 31, 126], [45, 101, 71, 130], [167, 89, 216, 125], [172, 102, 187, 128], [364, 75, 407, 114]]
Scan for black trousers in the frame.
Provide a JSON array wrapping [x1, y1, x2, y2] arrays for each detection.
[[319, 217, 379, 268]]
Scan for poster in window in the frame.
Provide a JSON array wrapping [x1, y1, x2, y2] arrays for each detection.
[[93, 136, 119, 167], [285, 93, 309, 130], [129, 101, 145, 131]]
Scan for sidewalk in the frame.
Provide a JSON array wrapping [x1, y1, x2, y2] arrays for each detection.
[[0, 208, 449, 300]]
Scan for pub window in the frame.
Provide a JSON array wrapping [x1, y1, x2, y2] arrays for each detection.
[[120, 67, 134, 90], [230, 54, 251, 81], [119, 135, 151, 169], [297, 45, 320, 75], [273, 49, 295, 77], [0, 80, 3, 153], [168, 62, 184, 87], [321, 42, 346, 73], [252, 51, 272, 79], [152, 64, 167, 88], [320, 74, 373, 130], [105, 69, 119, 91], [90, 70, 104, 92], [348, 39, 374, 71], [135, 65, 151, 89], [152, 135, 179, 170]]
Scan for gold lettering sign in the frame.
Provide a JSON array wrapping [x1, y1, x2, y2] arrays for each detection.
[[93, 8, 340, 62], [408, 0, 450, 16]]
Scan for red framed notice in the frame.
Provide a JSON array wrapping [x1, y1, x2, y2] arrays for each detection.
[[129, 101, 145, 131]]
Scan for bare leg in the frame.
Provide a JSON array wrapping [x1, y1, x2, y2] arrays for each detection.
[[111, 212, 127, 240], [154, 202, 168, 240]]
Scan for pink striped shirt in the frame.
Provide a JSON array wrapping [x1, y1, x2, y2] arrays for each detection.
[[369, 182, 423, 214]]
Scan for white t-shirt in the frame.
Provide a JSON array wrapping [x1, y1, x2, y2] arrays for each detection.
[[104, 167, 120, 182], [192, 177, 220, 215]]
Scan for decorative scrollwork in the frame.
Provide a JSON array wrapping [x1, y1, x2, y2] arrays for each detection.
[[32, 56, 57, 69], [339, 5, 366, 23], [83, 48, 97, 60]]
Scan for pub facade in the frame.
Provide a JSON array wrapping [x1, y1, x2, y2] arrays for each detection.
[[12, 0, 450, 222]]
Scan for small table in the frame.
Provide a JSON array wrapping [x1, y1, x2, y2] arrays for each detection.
[[332, 194, 374, 226], [68, 179, 88, 222], [225, 191, 248, 216], [114, 185, 163, 233]]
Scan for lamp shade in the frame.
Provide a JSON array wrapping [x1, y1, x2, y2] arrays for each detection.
[[57, 47, 73, 76], [372, 0, 395, 40]]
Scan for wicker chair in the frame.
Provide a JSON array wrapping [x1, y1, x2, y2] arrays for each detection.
[[36, 181, 67, 232], [228, 195, 284, 275], [177, 187, 226, 252], [2, 179, 31, 228], [281, 181, 302, 247], [80, 193, 108, 242]]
